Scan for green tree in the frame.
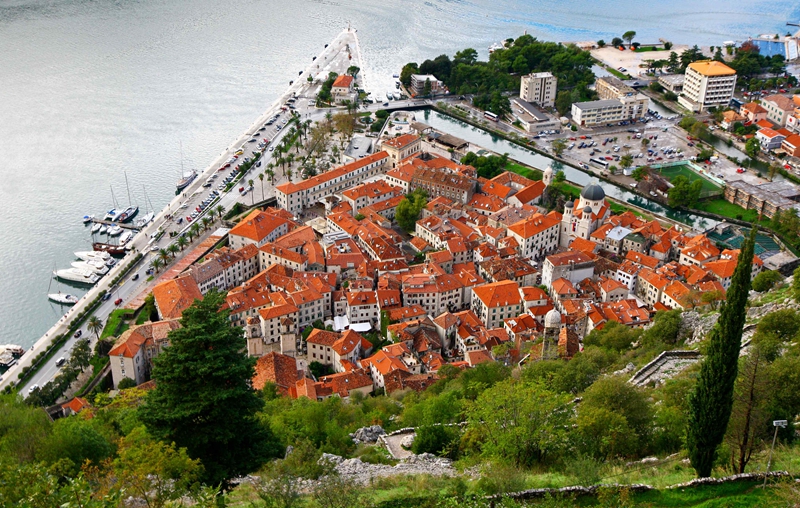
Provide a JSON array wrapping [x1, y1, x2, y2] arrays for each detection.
[[113, 426, 203, 508], [38, 417, 114, 476], [399, 62, 419, 87], [611, 37, 624, 47], [466, 378, 572, 467], [583, 320, 640, 352], [597, 39, 606, 48], [70, 338, 92, 371], [0, 394, 52, 463], [555, 90, 573, 116], [422, 78, 432, 97], [551, 138, 568, 156], [620, 154, 634, 171], [395, 189, 428, 232], [631, 166, 647, 181], [751, 270, 783, 293], [622, 31, 637, 47], [687, 228, 757, 477], [88, 316, 104, 341], [117, 377, 137, 390], [745, 137, 761, 159], [139, 290, 282, 487]]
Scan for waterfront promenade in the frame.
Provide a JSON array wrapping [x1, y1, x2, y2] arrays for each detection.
[[3, 27, 364, 394]]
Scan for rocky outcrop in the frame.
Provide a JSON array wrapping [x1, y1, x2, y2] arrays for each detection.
[[680, 311, 719, 345], [316, 453, 457, 485], [747, 299, 800, 321], [350, 425, 386, 444]]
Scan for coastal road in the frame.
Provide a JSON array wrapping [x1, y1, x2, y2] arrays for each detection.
[[10, 28, 364, 397]]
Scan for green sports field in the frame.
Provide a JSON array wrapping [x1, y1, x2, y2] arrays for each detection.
[[655, 163, 723, 196]]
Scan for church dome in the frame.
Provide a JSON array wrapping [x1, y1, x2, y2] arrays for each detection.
[[544, 308, 562, 329], [565, 200, 573, 208], [580, 182, 605, 201], [583, 205, 593, 214]]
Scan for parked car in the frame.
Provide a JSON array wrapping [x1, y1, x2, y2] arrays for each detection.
[[114, 298, 123, 305]]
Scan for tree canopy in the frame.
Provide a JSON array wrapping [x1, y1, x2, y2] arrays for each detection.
[[139, 290, 282, 487]]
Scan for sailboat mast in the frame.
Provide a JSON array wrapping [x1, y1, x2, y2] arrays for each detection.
[[124, 171, 132, 206]]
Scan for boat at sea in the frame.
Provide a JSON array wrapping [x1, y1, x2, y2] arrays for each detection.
[[135, 211, 154, 228], [107, 224, 122, 236], [54, 268, 100, 285], [117, 206, 139, 223], [48, 292, 79, 305], [91, 222, 102, 234], [71, 260, 109, 275], [176, 170, 197, 191], [82, 214, 95, 224], [104, 208, 122, 221], [92, 242, 127, 256], [0, 344, 25, 369], [75, 250, 116, 266]]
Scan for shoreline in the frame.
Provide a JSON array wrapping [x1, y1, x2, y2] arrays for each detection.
[[1, 28, 357, 392]]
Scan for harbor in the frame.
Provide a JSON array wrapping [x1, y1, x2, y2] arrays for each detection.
[[1, 27, 365, 392]]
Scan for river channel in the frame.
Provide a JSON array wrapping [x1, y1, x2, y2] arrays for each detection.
[[420, 110, 720, 231]]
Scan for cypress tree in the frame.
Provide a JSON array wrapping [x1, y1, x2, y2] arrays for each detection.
[[686, 228, 756, 477], [139, 290, 281, 487]]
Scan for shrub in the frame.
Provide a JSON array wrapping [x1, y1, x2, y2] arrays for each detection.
[[411, 425, 459, 458], [751, 270, 783, 293]]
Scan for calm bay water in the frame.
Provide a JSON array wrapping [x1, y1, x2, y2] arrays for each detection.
[[1, 0, 798, 347]]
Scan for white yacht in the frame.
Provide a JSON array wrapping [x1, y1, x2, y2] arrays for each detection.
[[48, 292, 80, 305], [76, 250, 116, 267], [107, 224, 123, 236], [98, 225, 108, 234], [82, 214, 95, 224], [104, 208, 122, 221], [71, 260, 109, 275], [91, 222, 102, 234], [118, 230, 134, 246], [54, 268, 100, 285], [135, 212, 154, 228]]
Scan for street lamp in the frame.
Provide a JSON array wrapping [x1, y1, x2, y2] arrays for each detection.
[[764, 419, 788, 487]]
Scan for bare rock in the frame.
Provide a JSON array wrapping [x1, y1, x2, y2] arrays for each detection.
[[400, 434, 415, 449], [350, 425, 386, 444]]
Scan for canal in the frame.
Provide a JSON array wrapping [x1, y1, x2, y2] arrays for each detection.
[[420, 110, 719, 231]]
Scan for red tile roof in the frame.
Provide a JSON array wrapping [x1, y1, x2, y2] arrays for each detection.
[[252, 352, 300, 393]]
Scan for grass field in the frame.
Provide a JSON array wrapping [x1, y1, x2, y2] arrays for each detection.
[[694, 199, 760, 222], [656, 164, 722, 195], [506, 161, 542, 181]]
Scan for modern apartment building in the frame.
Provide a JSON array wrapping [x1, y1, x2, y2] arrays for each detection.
[[678, 60, 737, 112], [519, 72, 557, 108]]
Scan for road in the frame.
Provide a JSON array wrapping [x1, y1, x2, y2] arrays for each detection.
[[12, 28, 365, 397]]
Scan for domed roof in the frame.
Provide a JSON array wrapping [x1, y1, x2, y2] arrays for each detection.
[[581, 182, 605, 201], [544, 308, 562, 328], [584, 205, 593, 214], [565, 201, 574, 208]]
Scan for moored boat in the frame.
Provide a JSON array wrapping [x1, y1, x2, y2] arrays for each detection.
[[98, 225, 108, 234], [48, 292, 80, 305], [135, 212, 154, 228], [104, 208, 122, 221], [54, 268, 100, 285], [71, 260, 109, 275], [91, 222, 102, 233], [82, 214, 95, 224], [107, 224, 122, 236], [118, 230, 134, 246], [117, 205, 139, 223], [0, 344, 24, 368], [92, 242, 127, 256], [176, 170, 197, 191]]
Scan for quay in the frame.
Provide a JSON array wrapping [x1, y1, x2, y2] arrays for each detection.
[[2, 27, 364, 393]]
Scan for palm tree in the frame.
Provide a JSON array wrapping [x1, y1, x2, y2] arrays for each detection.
[[258, 173, 265, 200], [202, 217, 211, 230], [151, 257, 164, 273], [286, 168, 293, 182], [216, 204, 225, 221], [287, 153, 295, 170], [177, 235, 188, 250], [266, 168, 275, 185], [87, 316, 103, 341], [158, 248, 170, 266], [167, 243, 179, 259], [190, 223, 201, 239]]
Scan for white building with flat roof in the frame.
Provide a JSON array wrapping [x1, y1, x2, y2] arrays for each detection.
[[520, 72, 557, 108]]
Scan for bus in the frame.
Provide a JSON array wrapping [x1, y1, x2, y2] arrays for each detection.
[[590, 157, 609, 169], [484, 111, 499, 122]]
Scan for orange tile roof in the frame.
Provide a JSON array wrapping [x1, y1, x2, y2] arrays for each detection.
[[507, 212, 561, 239], [547, 250, 595, 266], [332, 74, 353, 88], [688, 60, 735, 76], [319, 369, 374, 396], [259, 243, 308, 265], [109, 320, 181, 358], [229, 209, 291, 243], [333, 330, 364, 355], [472, 280, 521, 308], [570, 237, 598, 254], [258, 303, 299, 320], [252, 352, 300, 392], [275, 151, 388, 194], [382, 133, 419, 149], [347, 290, 378, 306], [512, 181, 546, 204], [152, 275, 203, 320], [625, 251, 659, 269]]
